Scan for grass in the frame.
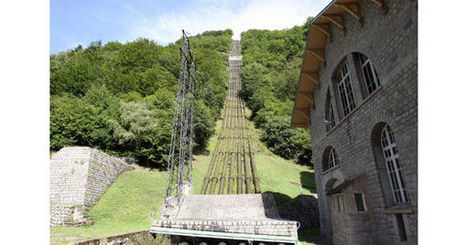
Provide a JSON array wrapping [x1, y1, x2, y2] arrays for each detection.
[[50, 108, 320, 244], [50, 167, 166, 244]]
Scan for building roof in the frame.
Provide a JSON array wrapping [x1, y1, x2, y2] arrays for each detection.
[[290, 0, 385, 128]]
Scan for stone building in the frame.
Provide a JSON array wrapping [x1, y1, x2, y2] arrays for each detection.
[[291, 0, 417, 244]]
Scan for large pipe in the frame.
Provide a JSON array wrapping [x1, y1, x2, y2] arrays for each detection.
[[236, 80, 243, 194], [227, 99, 236, 194], [209, 145, 223, 194], [243, 98, 261, 193], [200, 101, 228, 194], [209, 76, 233, 194], [218, 105, 232, 194], [239, 87, 252, 194]]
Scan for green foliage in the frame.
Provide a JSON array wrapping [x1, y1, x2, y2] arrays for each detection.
[[144, 87, 175, 110], [50, 30, 232, 168], [240, 19, 313, 166], [109, 102, 159, 166], [50, 50, 98, 96], [50, 94, 114, 150], [193, 100, 215, 149], [191, 29, 233, 54], [259, 116, 309, 162]]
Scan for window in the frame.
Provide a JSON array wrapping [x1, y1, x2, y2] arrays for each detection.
[[381, 125, 409, 203], [336, 61, 356, 116], [332, 194, 345, 212], [325, 90, 336, 131], [323, 147, 339, 171], [356, 53, 380, 94], [328, 148, 339, 169], [354, 193, 366, 212], [395, 214, 408, 241]]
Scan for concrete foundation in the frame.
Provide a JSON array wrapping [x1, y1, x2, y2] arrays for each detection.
[[151, 194, 299, 244]]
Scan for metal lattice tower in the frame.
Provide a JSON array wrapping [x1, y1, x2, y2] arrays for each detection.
[[164, 30, 196, 204]]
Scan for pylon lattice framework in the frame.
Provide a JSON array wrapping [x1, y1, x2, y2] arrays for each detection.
[[164, 30, 196, 203]]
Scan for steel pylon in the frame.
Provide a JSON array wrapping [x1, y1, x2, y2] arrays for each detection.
[[164, 30, 196, 204]]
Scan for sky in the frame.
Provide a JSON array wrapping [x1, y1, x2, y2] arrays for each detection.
[[50, 0, 331, 54]]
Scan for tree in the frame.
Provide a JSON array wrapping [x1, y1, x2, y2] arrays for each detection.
[[50, 94, 111, 150], [109, 102, 159, 167]]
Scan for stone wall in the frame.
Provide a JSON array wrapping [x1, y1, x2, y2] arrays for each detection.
[[77, 231, 157, 245], [153, 219, 298, 237], [278, 194, 320, 228], [50, 147, 133, 226], [307, 0, 417, 244]]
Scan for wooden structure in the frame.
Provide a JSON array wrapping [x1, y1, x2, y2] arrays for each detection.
[[291, 0, 385, 128]]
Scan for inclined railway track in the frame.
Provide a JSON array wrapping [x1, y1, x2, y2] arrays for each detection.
[[201, 40, 260, 194]]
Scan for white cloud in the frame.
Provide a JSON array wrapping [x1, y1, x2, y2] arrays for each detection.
[[127, 0, 330, 44]]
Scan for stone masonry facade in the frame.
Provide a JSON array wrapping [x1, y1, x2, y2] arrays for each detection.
[[307, 0, 417, 244], [50, 147, 133, 226]]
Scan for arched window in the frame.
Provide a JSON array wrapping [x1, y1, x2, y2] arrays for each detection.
[[355, 53, 380, 95], [325, 89, 336, 131], [380, 124, 409, 203], [335, 60, 356, 116], [323, 146, 339, 171]]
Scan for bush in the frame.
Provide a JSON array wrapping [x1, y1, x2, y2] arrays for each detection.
[[260, 116, 313, 165]]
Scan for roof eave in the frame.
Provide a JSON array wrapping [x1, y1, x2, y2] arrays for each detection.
[[290, 0, 338, 128]]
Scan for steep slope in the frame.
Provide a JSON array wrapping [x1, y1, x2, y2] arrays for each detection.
[[51, 118, 316, 245]]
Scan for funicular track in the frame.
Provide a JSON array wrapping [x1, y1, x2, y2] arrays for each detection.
[[201, 40, 260, 194]]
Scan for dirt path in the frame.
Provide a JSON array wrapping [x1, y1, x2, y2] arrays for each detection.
[[200, 40, 260, 194]]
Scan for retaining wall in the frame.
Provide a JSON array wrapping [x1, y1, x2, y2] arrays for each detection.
[[77, 231, 157, 245], [50, 146, 133, 226]]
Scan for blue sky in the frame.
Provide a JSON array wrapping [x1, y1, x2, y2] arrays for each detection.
[[51, 0, 331, 54]]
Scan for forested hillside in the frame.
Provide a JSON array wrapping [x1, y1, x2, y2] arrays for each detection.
[[50, 30, 233, 168], [240, 17, 313, 166]]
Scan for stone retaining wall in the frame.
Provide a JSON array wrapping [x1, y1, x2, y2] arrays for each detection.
[[278, 194, 320, 228], [153, 219, 298, 237], [50, 147, 133, 226], [77, 231, 157, 245]]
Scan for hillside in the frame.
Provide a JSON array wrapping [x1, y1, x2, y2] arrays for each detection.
[[50, 30, 232, 169], [240, 19, 314, 166], [50, 113, 317, 244]]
